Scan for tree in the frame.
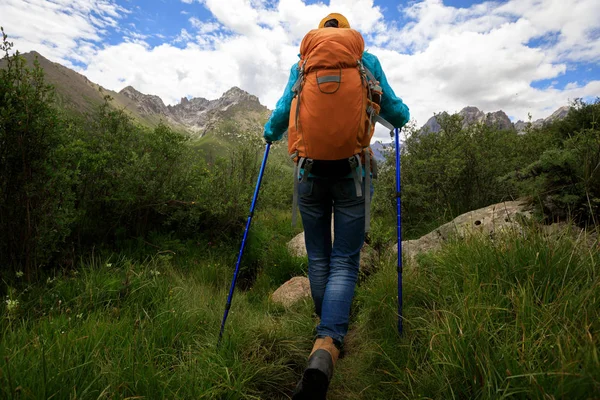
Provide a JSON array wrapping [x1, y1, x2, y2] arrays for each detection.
[[0, 28, 75, 277]]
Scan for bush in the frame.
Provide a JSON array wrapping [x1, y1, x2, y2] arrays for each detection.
[[510, 99, 600, 226], [0, 29, 76, 277], [373, 114, 528, 239], [66, 100, 190, 245], [0, 32, 293, 272]]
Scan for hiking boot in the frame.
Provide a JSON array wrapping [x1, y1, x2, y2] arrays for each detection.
[[292, 337, 340, 400]]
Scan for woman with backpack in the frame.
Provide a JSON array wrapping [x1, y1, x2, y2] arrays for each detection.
[[263, 13, 410, 399]]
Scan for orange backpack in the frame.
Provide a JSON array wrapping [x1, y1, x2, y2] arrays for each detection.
[[288, 28, 380, 163], [288, 28, 389, 231]]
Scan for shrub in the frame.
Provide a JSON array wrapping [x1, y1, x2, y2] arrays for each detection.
[[0, 29, 76, 277], [510, 99, 600, 226]]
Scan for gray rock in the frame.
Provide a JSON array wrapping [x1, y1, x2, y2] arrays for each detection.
[[287, 231, 307, 259], [422, 105, 570, 134], [271, 276, 311, 307], [393, 200, 532, 257], [370, 141, 395, 162], [421, 113, 445, 133], [515, 106, 571, 133], [421, 107, 513, 133], [546, 106, 570, 121]]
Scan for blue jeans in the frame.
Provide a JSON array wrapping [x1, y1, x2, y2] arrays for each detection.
[[298, 176, 371, 346]]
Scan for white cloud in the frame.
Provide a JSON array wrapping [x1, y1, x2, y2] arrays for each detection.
[[189, 17, 221, 34], [2, 0, 599, 143], [0, 0, 127, 67], [370, 0, 600, 134]]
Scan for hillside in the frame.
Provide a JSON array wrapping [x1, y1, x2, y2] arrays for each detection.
[[0, 52, 179, 129], [1, 51, 270, 140]]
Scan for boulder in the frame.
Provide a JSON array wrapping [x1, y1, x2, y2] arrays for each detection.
[[271, 276, 311, 307], [393, 200, 531, 257], [287, 231, 307, 258]]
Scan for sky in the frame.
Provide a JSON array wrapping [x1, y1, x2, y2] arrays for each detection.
[[1, 0, 599, 141]]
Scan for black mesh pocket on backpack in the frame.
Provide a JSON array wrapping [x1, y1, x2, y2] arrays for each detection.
[[310, 159, 352, 178]]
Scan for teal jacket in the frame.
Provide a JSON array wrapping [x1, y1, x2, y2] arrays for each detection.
[[263, 51, 410, 142]]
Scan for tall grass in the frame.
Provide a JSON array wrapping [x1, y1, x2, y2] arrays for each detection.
[[0, 212, 313, 399], [2, 219, 598, 399], [333, 226, 599, 399]]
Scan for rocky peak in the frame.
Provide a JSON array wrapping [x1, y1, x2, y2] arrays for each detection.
[[169, 96, 210, 112], [217, 86, 263, 110], [515, 105, 571, 132], [459, 106, 486, 126], [119, 86, 168, 115], [485, 110, 513, 131], [547, 106, 570, 121], [370, 140, 395, 162], [120, 86, 144, 101], [116, 83, 269, 137], [222, 86, 253, 100], [421, 106, 514, 133], [421, 112, 447, 134]]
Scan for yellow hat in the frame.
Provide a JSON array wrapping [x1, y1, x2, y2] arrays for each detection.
[[318, 13, 350, 29]]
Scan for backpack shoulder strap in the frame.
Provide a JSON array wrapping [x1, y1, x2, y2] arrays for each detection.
[[362, 63, 395, 132]]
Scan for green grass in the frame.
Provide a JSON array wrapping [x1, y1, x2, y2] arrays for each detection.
[[331, 226, 599, 399], [2, 218, 599, 399], [0, 212, 312, 399]]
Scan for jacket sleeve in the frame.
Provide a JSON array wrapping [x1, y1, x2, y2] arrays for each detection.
[[263, 64, 298, 142], [362, 52, 410, 129]]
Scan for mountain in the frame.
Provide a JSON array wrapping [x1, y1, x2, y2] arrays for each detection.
[[2, 51, 269, 139], [514, 106, 571, 132], [419, 105, 569, 134], [4, 51, 572, 144], [119, 85, 270, 138], [0, 51, 176, 129], [371, 140, 396, 162], [421, 112, 444, 133], [421, 106, 513, 133]]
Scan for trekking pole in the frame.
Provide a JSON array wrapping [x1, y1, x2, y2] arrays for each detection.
[[217, 141, 272, 348], [394, 127, 403, 336]]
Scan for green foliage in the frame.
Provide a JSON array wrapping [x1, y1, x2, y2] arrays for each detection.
[[0, 28, 76, 277], [0, 33, 296, 273], [166, 134, 273, 238], [373, 114, 536, 240], [3, 32, 599, 398], [65, 99, 191, 244], [509, 99, 600, 226]]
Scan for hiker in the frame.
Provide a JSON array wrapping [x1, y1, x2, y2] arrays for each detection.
[[263, 13, 410, 399]]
